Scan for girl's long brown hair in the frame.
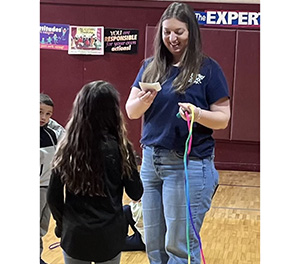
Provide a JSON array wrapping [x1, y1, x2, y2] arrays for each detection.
[[52, 80, 137, 196], [142, 2, 206, 93]]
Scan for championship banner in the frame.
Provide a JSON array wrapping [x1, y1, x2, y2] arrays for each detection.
[[104, 28, 139, 54], [195, 11, 260, 27], [68, 26, 104, 55], [40, 23, 69, 50]]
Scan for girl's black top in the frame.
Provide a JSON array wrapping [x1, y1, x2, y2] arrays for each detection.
[[47, 137, 143, 262]]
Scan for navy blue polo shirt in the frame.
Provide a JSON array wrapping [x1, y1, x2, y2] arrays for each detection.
[[132, 57, 229, 159]]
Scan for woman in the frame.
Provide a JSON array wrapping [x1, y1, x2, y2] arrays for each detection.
[[125, 2, 230, 264], [47, 80, 143, 264]]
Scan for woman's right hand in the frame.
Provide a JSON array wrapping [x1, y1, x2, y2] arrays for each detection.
[[125, 87, 158, 119], [138, 89, 157, 105]]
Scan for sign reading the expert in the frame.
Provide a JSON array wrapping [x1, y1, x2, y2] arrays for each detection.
[[104, 28, 139, 54], [195, 11, 260, 27]]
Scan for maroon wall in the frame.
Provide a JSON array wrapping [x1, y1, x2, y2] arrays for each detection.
[[40, 0, 260, 171]]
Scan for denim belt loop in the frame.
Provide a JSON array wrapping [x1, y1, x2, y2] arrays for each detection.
[[140, 143, 146, 149]]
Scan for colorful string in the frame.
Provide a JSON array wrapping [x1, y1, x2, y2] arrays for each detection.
[[183, 107, 206, 264]]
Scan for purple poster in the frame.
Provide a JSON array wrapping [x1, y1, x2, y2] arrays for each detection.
[[40, 23, 69, 50]]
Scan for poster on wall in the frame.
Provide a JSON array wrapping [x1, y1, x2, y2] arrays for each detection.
[[40, 23, 69, 50], [68, 26, 104, 55], [104, 28, 139, 54]]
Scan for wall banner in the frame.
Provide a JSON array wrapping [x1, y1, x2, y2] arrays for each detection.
[[104, 28, 139, 54], [195, 11, 260, 27], [68, 26, 104, 55], [40, 23, 69, 50]]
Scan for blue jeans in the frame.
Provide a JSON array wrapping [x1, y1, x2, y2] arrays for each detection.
[[63, 251, 121, 264], [141, 146, 219, 264]]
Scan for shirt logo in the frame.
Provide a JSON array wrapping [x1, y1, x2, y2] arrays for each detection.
[[188, 73, 205, 84]]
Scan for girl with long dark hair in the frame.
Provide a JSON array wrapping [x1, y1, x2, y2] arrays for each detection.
[[47, 80, 143, 264]]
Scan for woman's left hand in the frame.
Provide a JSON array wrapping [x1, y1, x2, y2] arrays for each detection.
[[177, 102, 201, 121], [178, 97, 230, 130]]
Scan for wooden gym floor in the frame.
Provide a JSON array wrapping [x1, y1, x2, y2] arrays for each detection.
[[42, 170, 260, 264]]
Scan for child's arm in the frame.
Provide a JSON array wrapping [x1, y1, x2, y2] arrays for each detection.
[[124, 168, 143, 202], [48, 118, 65, 140]]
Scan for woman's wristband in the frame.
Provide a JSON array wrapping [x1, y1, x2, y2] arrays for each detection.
[[195, 107, 202, 121]]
